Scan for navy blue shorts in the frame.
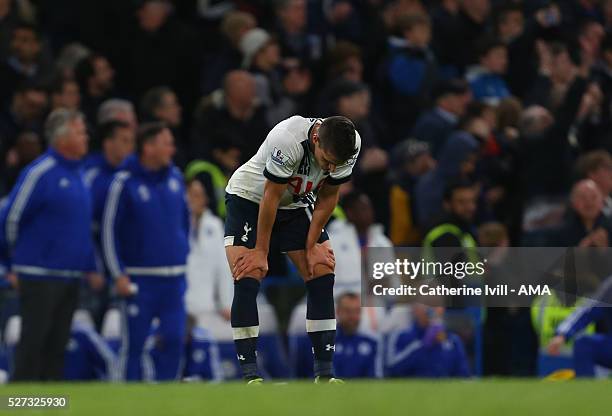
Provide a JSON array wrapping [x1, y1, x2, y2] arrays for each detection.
[[224, 193, 329, 252]]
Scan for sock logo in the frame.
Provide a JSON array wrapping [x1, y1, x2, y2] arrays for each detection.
[[325, 344, 335, 351], [241, 222, 252, 242], [237, 354, 246, 361]]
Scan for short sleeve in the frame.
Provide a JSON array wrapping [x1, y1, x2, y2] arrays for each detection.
[[263, 128, 301, 184], [328, 130, 361, 185]]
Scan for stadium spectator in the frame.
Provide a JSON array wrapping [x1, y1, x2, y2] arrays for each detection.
[[431, 0, 491, 75], [74, 53, 116, 125], [201, 11, 257, 95], [549, 179, 612, 247], [0, 22, 48, 106], [467, 37, 510, 105], [0, 82, 48, 163], [96, 99, 138, 135], [333, 292, 382, 378], [274, 0, 325, 65], [184, 133, 241, 218], [82, 121, 135, 326], [388, 139, 436, 246], [324, 41, 364, 83], [117, 0, 199, 116], [241, 28, 310, 126], [415, 122, 481, 226], [50, 77, 81, 111], [101, 122, 189, 381], [0, 109, 102, 381], [383, 13, 437, 142], [329, 191, 392, 299], [411, 78, 471, 157], [575, 151, 612, 217], [140, 86, 186, 166], [191, 70, 268, 161], [1, 131, 42, 209], [325, 79, 381, 148], [184, 178, 233, 333], [386, 305, 470, 378]]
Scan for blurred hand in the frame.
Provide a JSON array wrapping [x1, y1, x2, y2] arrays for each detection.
[[6, 273, 18, 290], [547, 335, 566, 356], [86, 272, 105, 291], [219, 308, 231, 321], [115, 275, 133, 297]]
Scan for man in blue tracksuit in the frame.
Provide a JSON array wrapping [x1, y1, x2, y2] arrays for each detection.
[[102, 122, 189, 381], [83, 120, 135, 327], [386, 305, 470, 378], [0, 109, 102, 381], [333, 293, 382, 378], [548, 276, 612, 377]]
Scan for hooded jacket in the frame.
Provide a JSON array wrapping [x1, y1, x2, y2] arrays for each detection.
[[415, 132, 479, 226]]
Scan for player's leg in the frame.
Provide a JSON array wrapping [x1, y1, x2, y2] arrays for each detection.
[[287, 241, 337, 380], [155, 277, 187, 380], [224, 194, 265, 381], [573, 334, 612, 377]]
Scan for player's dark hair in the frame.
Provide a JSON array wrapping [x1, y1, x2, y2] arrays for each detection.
[[317, 116, 357, 163], [98, 120, 130, 143], [443, 179, 475, 202], [136, 121, 166, 154]]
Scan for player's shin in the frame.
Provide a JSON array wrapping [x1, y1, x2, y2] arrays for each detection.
[[306, 273, 337, 378], [231, 277, 261, 380]]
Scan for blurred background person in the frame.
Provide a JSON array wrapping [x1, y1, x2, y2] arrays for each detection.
[[0, 109, 102, 381]]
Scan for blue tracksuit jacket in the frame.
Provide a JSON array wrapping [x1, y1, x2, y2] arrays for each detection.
[[0, 149, 96, 279]]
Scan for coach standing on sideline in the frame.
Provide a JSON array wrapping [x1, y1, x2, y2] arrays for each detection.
[[0, 109, 103, 381], [102, 122, 189, 381]]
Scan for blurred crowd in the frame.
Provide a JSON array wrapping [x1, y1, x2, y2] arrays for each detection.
[[1, 0, 612, 381]]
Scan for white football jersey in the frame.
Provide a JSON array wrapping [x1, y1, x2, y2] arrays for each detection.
[[226, 116, 361, 209]]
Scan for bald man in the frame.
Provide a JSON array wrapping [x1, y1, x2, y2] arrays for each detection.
[[192, 70, 269, 161], [552, 179, 612, 247]]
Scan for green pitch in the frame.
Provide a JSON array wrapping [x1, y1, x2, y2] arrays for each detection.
[[3, 380, 611, 416]]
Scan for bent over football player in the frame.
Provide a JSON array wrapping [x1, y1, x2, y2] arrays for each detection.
[[224, 116, 360, 383]]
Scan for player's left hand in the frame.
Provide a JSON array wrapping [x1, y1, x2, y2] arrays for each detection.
[[547, 335, 566, 356], [233, 248, 268, 279], [306, 243, 335, 277]]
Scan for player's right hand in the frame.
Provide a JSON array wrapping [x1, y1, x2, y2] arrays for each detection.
[[547, 335, 566, 356], [115, 275, 133, 297], [233, 248, 268, 280]]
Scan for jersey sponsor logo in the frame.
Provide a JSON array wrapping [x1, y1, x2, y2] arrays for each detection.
[[271, 147, 290, 166], [288, 177, 324, 203]]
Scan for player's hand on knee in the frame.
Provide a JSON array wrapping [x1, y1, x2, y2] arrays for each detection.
[[306, 243, 335, 277], [233, 248, 268, 280]]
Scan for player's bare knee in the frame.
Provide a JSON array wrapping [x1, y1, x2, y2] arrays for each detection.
[[304, 264, 334, 282]]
